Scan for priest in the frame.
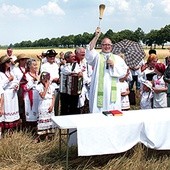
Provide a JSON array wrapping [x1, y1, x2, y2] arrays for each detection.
[[85, 27, 127, 113]]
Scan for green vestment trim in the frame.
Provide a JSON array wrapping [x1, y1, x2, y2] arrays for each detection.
[[97, 53, 117, 107]]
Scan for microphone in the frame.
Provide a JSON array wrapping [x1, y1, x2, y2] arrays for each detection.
[[106, 55, 109, 69]]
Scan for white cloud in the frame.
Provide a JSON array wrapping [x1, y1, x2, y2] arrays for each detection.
[[0, 3, 27, 18], [0, 1, 65, 18], [106, 6, 115, 15], [33, 1, 65, 16], [107, 0, 130, 11], [117, 0, 129, 11], [140, 2, 154, 16], [161, 0, 170, 14]]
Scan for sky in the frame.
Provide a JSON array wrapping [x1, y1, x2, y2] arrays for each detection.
[[0, 0, 170, 46]]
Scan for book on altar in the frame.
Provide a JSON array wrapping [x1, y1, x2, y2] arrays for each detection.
[[109, 110, 123, 116], [102, 110, 123, 116]]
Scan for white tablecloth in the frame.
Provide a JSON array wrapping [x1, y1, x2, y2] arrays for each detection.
[[52, 108, 170, 156]]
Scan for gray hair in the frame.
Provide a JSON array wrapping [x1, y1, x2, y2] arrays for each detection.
[[75, 47, 85, 54], [26, 58, 36, 70], [64, 51, 72, 60]]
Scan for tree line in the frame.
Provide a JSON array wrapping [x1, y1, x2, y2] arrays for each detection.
[[8, 24, 170, 49]]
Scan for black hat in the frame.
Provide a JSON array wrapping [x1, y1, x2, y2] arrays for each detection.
[[149, 49, 156, 55], [46, 49, 58, 57]]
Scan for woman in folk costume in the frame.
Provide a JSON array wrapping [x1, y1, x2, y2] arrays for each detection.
[[0, 55, 20, 133], [24, 58, 39, 133], [11, 54, 29, 129], [36, 72, 56, 142], [0, 85, 4, 138], [85, 27, 127, 113]]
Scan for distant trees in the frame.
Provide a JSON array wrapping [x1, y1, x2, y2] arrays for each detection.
[[12, 24, 170, 49]]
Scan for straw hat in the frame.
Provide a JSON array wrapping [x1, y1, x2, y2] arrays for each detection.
[[142, 80, 153, 90], [15, 54, 30, 63], [0, 55, 11, 65]]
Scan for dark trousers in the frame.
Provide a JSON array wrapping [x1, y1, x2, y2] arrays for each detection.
[[129, 75, 140, 90], [60, 93, 80, 115], [54, 90, 60, 116]]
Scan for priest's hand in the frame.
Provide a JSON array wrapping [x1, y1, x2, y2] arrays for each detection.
[[106, 59, 114, 68]]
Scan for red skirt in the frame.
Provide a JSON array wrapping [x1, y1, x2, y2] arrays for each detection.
[[2, 119, 21, 129]]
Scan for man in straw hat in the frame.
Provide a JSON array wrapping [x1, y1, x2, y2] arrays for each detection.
[[85, 27, 127, 113], [11, 54, 30, 129]]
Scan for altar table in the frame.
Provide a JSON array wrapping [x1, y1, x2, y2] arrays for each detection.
[[52, 108, 170, 169]]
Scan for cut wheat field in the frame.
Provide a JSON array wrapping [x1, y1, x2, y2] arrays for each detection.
[[0, 48, 169, 61], [1, 130, 170, 170], [0, 48, 170, 170]]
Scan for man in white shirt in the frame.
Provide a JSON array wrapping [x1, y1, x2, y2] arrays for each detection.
[[75, 47, 93, 113], [60, 51, 83, 115]]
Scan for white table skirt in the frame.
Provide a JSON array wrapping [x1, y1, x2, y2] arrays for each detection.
[[52, 108, 170, 156]]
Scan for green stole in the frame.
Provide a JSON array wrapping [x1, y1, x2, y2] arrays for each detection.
[[97, 53, 117, 107]]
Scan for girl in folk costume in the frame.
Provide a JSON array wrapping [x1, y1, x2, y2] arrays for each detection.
[[11, 54, 29, 129], [0, 55, 20, 133], [119, 69, 130, 111], [24, 58, 39, 133], [152, 63, 168, 108], [36, 72, 56, 142], [0, 85, 4, 138], [140, 80, 153, 109]]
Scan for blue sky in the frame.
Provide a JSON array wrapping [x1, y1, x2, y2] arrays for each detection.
[[0, 0, 169, 45]]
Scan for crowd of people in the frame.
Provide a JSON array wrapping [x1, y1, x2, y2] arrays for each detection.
[[0, 28, 170, 141], [0, 46, 93, 141]]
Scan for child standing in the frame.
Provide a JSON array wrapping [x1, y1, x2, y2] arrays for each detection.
[[119, 69, 130, 111], [140, 80, 153, 109], [152, 63, 167, 108], [36, 72, 56, 142]]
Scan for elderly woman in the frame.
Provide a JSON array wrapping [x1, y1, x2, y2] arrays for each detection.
[[24, 58, 39, 133], [0, 55, 20, 133]]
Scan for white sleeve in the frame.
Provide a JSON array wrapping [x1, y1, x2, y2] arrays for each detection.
[[109, 55, 127, 78], [0, 85, 4, 95], [85, 45, 98, 67]]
